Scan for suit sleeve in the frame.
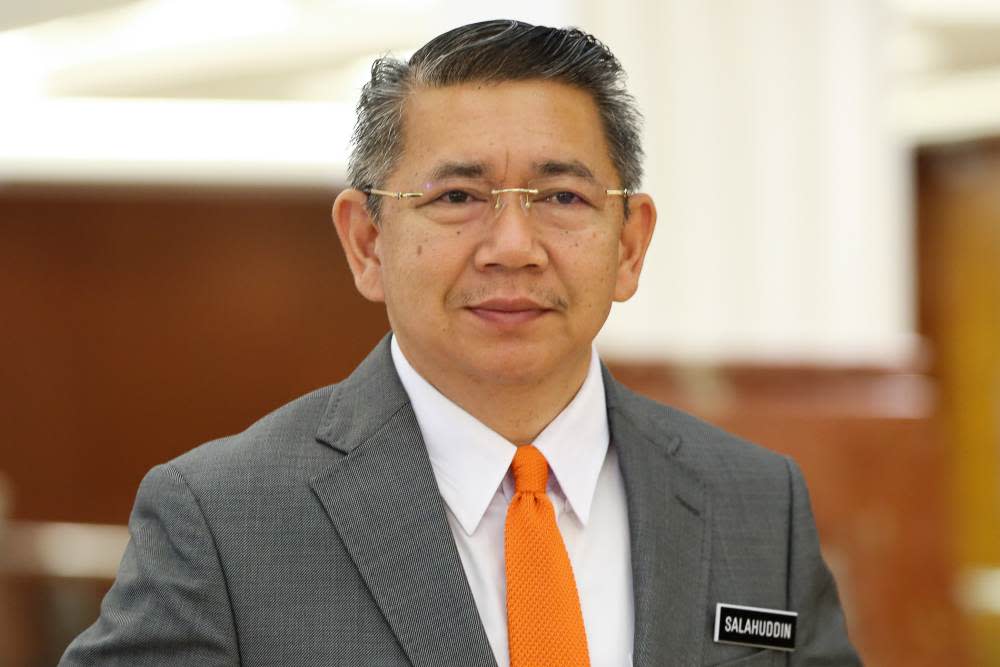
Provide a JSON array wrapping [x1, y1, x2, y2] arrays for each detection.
[[785, 458, 863, 665], [59, 463, 240, 666]]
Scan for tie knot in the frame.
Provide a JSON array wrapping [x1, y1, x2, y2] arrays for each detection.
[[511, 444, 549, 494]]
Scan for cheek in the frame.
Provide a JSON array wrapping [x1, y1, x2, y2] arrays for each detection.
[[562, 234, 621, 298], [377, 231, 424, 299], [381, 230, 467, 302]]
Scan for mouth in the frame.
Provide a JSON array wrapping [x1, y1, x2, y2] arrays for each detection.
[[466, 297, 554, 327]]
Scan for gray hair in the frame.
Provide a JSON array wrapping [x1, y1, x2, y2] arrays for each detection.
[[347, 19, 644, 220]]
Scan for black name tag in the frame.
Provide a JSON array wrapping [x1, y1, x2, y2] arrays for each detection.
[[714, 603, 797, 652]]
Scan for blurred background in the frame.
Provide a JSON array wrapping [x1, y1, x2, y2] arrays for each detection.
[[1, 0, 998, 664]]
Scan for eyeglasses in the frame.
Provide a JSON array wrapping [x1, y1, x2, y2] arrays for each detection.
[[365, 176, 629, 229]]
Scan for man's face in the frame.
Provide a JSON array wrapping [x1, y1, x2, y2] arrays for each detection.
[[338, 79, 654, 390]]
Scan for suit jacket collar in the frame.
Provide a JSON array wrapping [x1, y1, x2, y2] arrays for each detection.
[[311, 337, 711, 667], [314, 335, 411, 456]]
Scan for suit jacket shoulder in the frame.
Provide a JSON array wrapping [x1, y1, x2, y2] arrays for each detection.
[[604, 371, 791, 489], [61, 338, 494, 667], [169, 383, 338, 490]]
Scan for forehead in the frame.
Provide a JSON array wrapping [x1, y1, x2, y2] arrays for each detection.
[[395, 79, 616, 182]]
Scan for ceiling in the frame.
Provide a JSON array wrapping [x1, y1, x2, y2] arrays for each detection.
[[2, 0, 999, 185], [2, 1, 998, 100]]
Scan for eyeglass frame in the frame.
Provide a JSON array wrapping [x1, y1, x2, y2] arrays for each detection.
[[364, 185, 630, 211]]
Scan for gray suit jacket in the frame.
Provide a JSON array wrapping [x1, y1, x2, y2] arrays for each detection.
[[61, 337, 860, 666]]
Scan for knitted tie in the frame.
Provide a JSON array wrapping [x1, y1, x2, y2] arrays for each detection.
[[505, 444, 590, 667]]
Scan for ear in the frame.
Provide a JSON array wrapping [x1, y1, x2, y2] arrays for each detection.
[[332, 188, 385, 303], [613, 193, 657, 302]]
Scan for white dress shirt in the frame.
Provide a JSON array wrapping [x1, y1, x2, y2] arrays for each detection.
[[391, 336, 634, 667]]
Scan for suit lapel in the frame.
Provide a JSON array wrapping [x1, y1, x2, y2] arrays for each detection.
[[606, 370, 712, 667], [311, 338, 496, 667]]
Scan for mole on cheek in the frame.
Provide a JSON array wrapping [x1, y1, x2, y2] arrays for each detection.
[[417, 245, 423, 256]]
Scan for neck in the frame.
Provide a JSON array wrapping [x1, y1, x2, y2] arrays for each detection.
[[455, 368, 590, 445], [398, 342, 592, 444]]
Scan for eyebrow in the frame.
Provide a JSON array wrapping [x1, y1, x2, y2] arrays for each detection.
[[428, 161, 490, 181], [533, 160, 595, 180]]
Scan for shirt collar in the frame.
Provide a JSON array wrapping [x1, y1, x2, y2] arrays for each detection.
[[530, 350, 610, 527], [390, 335, 609, 535]]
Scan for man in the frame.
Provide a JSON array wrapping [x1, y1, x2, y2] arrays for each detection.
[[62, 20, 860, 666]]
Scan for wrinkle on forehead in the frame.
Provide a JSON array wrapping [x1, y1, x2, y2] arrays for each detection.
[[423, 152, 601, 185]]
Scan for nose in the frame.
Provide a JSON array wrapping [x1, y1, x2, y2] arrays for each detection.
[[473, 191, 548, 271]]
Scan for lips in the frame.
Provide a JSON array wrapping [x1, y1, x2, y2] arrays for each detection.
[[471, 297, 548, 312], [466, 297, 553, 326]]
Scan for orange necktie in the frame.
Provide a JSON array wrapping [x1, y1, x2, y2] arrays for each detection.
[[505, 444, 590, 667]]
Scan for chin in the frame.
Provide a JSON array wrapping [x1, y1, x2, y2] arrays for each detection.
[[458, 345, 568, 386]]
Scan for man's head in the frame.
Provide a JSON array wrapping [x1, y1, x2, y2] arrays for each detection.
[[348, 19, 644, 221], [333, 20, 656, 402]]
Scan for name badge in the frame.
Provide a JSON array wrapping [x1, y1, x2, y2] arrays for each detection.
[[714, 603, 797, 652]]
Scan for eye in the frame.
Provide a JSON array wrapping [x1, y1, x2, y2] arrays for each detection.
[[541, 190, 588, 206], [436, 190, 476, 204], [556, 191, 581, 205]]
